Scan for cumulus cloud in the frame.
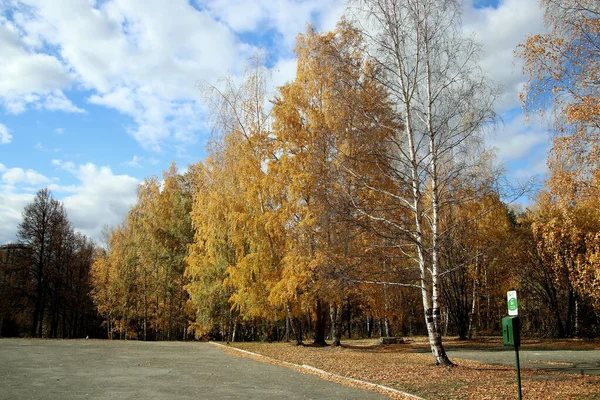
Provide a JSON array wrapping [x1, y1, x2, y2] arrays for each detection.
[[0, 123, 12, 143], [0, 0, 350, 150], [2, 0, 258, 150], [2, 167, 51, 185], [0, 191, 35, 244], [513, 152, 549, 180], [201, 0, 345, 46], [59, 162, 139, 240], [0, 159, 140, 243], [0, 16, 80, 114], [51, 159, 76, 173], [271, 57, 298, 89], [0, 163, 55, 243], [0, 157, 141, 245], [41, 91, 85, 113], [488, 112, 550, 161], [463, 0, 546, 111]]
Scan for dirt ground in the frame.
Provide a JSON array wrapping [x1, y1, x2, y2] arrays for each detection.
[[226, 337, 600, 400], [0, 339, 387, 400]]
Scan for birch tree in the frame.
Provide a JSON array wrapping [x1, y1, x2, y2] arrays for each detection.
[[348, 0, 499, 365]]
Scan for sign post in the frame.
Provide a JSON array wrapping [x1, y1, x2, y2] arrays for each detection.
[[503, 290, 522, 400], [507, 290, 518, 316]]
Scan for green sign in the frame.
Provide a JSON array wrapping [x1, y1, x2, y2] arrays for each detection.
[[507, 290, 518, 316]]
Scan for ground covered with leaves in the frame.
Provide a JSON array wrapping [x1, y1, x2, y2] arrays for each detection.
[[225, 337, 600, 400]]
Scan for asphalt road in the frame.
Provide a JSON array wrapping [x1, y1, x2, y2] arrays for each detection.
[[447, 347, 600, 375], [0, 339, 387, 400]]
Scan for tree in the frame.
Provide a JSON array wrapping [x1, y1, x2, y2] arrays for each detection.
[[17, 188, 69, 337], [0, 244, 33, 337], [91, 165, 194, 340], [9, 188, 98, 338], [270, 22, 398, 346], [439, 190, 513, 339], [187, 58, 287, 340], [518, 0, 600, 310], [348, 0, 499, 365]]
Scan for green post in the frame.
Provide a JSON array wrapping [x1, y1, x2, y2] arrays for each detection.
[[515, 341, 522, 400], [502, 313, 522, 399]]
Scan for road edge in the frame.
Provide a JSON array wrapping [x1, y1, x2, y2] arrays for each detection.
[[209, 341, 424, 400]]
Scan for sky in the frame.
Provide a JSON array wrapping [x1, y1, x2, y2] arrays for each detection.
[[0, 0, 549, 244]]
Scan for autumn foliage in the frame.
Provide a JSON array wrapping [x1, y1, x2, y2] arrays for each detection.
[[84, 1, 600, 351], [517, 0, 600, 327], [5, 1, 599, 369]]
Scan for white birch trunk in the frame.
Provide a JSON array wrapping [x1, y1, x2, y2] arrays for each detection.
[[350, 0, 497, 366]]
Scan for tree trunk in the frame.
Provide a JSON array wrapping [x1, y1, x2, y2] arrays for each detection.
[[346, 298, 352, 339], [38, 289, 47, 338], [467, 261, 479, 340], [143, 271, 147, 341], [330, 302, 342, 347], [285, 307, 291, 342], [367, 315, 374, 338], [231, 317, 238, 342], [313, 299, 327, 346], [292, 316, 303, 345], [384, 316, 393, 337]]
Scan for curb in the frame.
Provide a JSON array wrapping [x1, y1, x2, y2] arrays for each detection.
[[209, 341, 424, 400]]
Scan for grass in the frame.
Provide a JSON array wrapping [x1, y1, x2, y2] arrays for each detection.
[[223, 337, 600, 400]]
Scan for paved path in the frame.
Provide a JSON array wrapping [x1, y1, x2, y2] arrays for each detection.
[[447, 347, 600, 375], [0, 339, 387, 399]]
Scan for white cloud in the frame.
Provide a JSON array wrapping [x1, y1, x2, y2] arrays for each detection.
[[202, 0, 344, 45], [0, 163, 55, 244], [0, 191, 35, 244], [2, 167, 51, 185], [54, 127, 65, 134], [488, 113, 550, 161], [1, 0, 348, 150], [463, 0, 546, 111], [41, 91, 85, 113], [200, 0, 266, 32], [0, 18, 72, 94], [317, 0, 347, 33], [514, 154, 549, 180], [271, 57, 298, 89], [0, 16, 80, 114], [123, 155, 143, 167], [1, 160, 140, 244], [0, 123, 12, 143], [486, 111, 551, 187], [59, 162, 139, 241], [52, 159, 77, 174], [3, 0, 257, 149]]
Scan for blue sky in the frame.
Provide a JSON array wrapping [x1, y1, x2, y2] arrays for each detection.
[[0, 0, 548, 244]]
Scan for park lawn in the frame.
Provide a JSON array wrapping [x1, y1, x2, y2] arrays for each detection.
[[225, 338, 600, 400]]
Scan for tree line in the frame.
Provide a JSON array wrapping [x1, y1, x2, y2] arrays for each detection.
[[89, 0, 600, 366], [1, 0, 598, 367], [0, 189, 98, 338]]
